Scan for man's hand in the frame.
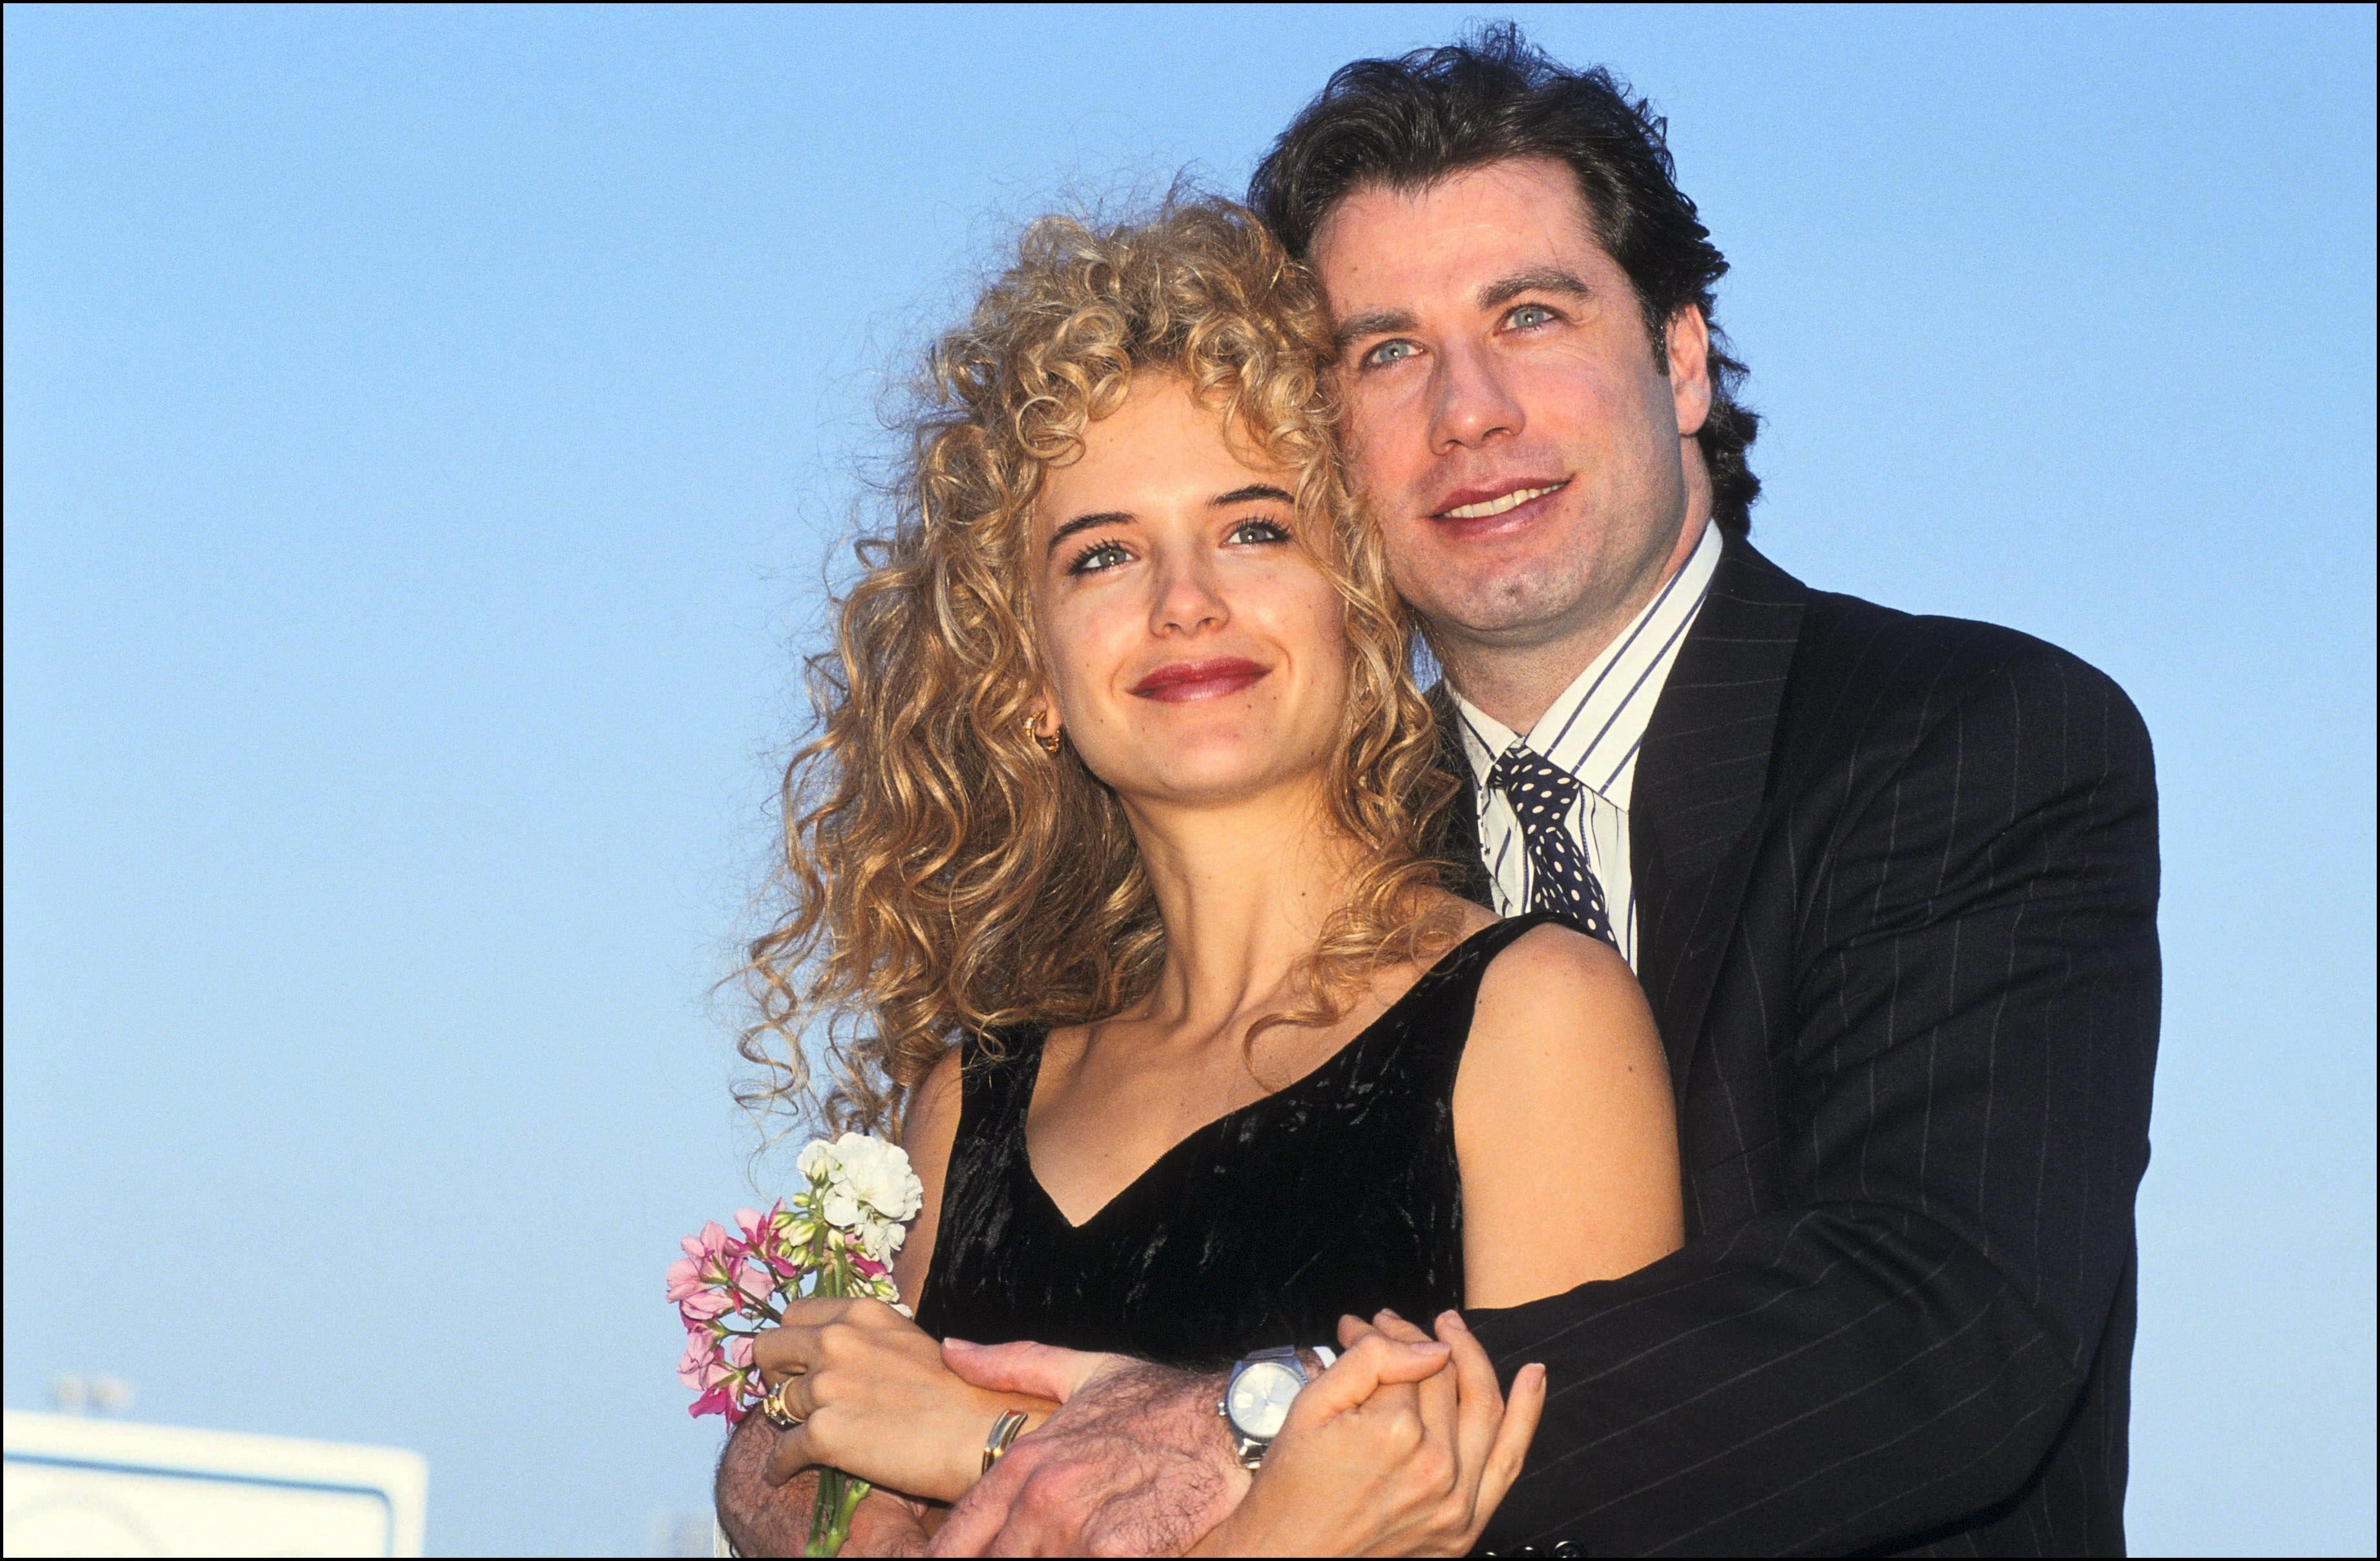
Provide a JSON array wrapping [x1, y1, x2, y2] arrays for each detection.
[[717, 1413, 816, 1558], [928, 1341, 1244, 1557], [715, 1414, 932, 1558]]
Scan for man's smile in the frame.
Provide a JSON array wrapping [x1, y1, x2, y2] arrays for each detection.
[[1427, 477, 1571, 532]]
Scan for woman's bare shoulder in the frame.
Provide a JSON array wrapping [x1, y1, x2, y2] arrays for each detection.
[[1456, 925, 1683, 1301], [903, 1047, 966, 1158], [1484, 919, 1636, 999], [1467, 921, 1663, 1081]]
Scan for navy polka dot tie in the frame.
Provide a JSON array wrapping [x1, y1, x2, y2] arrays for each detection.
[[1487, 743, 1618, 950]]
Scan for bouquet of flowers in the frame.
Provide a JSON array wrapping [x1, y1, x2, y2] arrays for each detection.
[[671, 1133, 924, 1556]]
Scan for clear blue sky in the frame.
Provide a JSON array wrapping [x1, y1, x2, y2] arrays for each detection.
[[5, 5, 2372, 1555]]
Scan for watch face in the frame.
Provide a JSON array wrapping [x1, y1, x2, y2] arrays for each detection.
[[1227, 1360, 1302, 1441]]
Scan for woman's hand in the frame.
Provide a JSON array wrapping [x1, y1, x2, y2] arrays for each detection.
[[755, 1297, 1054, 1505], [1192, 1309, 1545, 1558]]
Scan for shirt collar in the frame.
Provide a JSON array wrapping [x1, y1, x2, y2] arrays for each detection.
[[1450, 519, 1723, 810]]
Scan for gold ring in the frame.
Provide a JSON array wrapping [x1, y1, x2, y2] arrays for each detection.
[[760, 1378, 804, 1430], [982, 1409, 1030, 1476]]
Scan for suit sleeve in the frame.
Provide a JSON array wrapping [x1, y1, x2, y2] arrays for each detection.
[[1468, 647, 2161, 1555]]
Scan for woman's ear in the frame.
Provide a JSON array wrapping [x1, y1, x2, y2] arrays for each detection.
[[1025, 682, 1064, 750]]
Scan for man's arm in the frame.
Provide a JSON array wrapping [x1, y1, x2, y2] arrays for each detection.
[[1468, 646, 2161, 1554], [932, 1328, 1462, 1556], [928, 1347, 1245, 1557], [716, 1416, 821, 1558], [715, 1417, 931, 1558]]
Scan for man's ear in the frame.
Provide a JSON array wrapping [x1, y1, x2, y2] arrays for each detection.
[[1666, 304, 1713, 440]]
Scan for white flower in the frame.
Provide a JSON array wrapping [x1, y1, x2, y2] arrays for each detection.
[[815, 1131, 924, 1225], [798, 1131, 925, 1263], [797, 1140, 833, 1183], [857, 1217, 905, 1266]]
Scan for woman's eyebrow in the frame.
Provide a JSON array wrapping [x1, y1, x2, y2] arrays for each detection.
[[1046, 510, 1131, 554], [1210, 484, 1295, 507]]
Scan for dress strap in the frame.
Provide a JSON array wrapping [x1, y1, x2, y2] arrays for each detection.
[[1402, 910, 1571, 1003], [1340, 911, 1575, 1097], [1452, 910, 1569, 965], [951, 1023, 1049, 1149]]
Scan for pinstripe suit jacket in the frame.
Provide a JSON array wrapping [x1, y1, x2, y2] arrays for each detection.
[[1445, 535, 2162, 1557]]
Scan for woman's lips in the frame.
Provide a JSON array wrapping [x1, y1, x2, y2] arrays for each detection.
[[1129, 657, 1271, 702]]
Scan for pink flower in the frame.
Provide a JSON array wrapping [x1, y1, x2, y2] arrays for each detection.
[[724, 1333, 756, 1370], [677, 1332, 725, 1391], [738, 1202, 799, 1271], [736, 1259, 776, 1308], [665, 1257, 705, 1303], [679, 1288, 735, 1325], [689, 1381, 737, 1421], [680, 1220, 742, 1264], [851, 1253, 888, 1280]]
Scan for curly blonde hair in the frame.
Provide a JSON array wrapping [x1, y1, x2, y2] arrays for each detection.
[[741, 197, 1461, 1136]]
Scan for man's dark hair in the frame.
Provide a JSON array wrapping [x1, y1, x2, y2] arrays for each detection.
[[1249, 23, 1760, 535]]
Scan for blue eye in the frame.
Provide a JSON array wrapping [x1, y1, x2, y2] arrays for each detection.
[[1067, 539, 1131, 575], [1363, 339, 1418, 368], [1507, 304, 1556, 330]]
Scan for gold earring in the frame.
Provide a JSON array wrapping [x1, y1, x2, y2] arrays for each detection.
[[1027, 714, 1061, 755]]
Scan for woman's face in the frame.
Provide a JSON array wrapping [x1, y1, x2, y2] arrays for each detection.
[[1028, 375, 1350, 812]]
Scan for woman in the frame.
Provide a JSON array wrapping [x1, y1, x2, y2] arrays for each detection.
[[729, 199, 1682, 1556]]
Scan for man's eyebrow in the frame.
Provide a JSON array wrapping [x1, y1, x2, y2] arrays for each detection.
[[1331, 308, 1419, 355], [1477, 266, 1593, 310], [1211, 484, 1295, 507], [1046, 510, 1131, 554]]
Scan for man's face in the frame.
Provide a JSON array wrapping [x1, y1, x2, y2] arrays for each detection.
[[1312, 156, 1713, 661]]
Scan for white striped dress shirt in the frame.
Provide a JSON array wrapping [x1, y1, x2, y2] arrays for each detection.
[[1452, 521, 1723, 970]]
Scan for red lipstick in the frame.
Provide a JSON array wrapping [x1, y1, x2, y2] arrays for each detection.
[[1129, 656, 1270, 702]]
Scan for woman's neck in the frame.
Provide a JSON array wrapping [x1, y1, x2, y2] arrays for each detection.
[[1117, 778, 1361, 1037]]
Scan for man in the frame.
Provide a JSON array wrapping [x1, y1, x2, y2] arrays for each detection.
[[720, 26, 2160, 1556]]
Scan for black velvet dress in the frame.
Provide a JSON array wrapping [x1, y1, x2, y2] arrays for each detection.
[[913, 915, 1556, 1369]]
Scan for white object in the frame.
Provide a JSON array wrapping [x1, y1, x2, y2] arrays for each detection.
[[1451, 516, 1724, 968], [2, 1410, 426, 1557]]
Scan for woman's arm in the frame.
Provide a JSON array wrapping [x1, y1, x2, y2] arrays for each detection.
[[1456, 924, 1684, 1306], [890, 1049, 961, 1309], [755, 1050, 1057, 1505]]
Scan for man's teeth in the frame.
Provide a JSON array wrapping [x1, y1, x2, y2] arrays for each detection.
[[1442, 484, 1560, 519]]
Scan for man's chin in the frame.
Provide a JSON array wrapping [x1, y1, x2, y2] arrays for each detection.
[[1407, 576, 1592, 651]]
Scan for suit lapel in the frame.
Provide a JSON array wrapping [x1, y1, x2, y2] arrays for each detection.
[[1631, 534, 1806, 1091], [1425, 682, 1495, 908]]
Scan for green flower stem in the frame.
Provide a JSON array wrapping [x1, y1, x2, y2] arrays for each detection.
[[799, 1230, 870, 1555], [806, 1470, 870, 1558]]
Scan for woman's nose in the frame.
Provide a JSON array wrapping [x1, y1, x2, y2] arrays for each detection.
[[1149, 554, 1229, 636]]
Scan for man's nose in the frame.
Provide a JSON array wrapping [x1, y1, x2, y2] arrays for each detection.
[[1150, 550, 1229, 636], [1427, 343, 1525, 454]]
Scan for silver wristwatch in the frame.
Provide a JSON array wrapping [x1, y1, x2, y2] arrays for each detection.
[[1218, 1344, 1336, 1469]]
